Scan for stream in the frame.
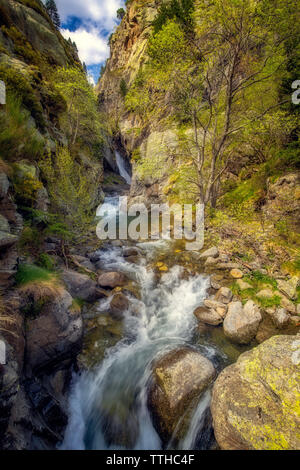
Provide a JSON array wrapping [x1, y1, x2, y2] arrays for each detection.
[[62, 167, 245, 450]]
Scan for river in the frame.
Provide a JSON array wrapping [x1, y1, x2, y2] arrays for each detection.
[[61, 185, 244, 450]]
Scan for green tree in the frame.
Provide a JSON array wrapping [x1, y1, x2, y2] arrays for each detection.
[[127, 0, 297, 206], [45, 0, 61, 29], [40, 147, 94, 235], [53, 67, 103, 151], [117, 8, 126, 20]]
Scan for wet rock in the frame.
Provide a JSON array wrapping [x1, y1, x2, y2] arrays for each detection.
[[194, 307, 223, 326], [109, 293, 129, 319], [98, 272, 127, 289], [211, 335, 300, 450], [199, 247, 219, 259], [215, 287, 233, 304], [26, 289, 83, 373], [123, 246, 141, 257], [148, 348, 215, 443], [62, 269, 100, 302], [230, 269, 243, 279], [224, 301, 262, 344]]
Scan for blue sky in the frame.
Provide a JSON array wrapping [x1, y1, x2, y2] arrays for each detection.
[[52, 0, 125, 84]]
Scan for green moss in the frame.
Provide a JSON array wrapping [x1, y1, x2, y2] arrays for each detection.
[[37, 253, 55, 271]]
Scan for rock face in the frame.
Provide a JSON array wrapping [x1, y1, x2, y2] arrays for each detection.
[[26, 289, 83, 373], [148, 348, 216, 443], [224, 301, 262, 344], [211, 335, 300, 450], [0, 171, 23, 289]]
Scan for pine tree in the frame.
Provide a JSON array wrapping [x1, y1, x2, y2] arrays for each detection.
[[45, 0, 61, 29]]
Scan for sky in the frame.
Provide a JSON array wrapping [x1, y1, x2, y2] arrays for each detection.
[[50, 0, 125, 85]]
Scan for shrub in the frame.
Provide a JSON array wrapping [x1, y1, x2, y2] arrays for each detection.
[[0, 93, 44, 162], [0, 65, 45, 128], [37, 253, 55, 271]]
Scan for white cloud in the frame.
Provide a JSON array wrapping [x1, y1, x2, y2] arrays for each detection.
[[61, 25, 109, 65], [87, 74, 96, 86], [56, 0, 124, 30]]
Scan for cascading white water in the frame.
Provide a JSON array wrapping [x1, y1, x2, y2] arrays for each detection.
[[62, 196, 219, 450], [115, 151, 131, 185]]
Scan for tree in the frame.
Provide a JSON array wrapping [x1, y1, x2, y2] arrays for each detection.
[[53, 67, 103, 150], [126, 0, 296, 207], [117, 8, 125, 20], [45, 0, 61, 29]]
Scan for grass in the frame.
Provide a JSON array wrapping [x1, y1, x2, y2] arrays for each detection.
[[245, 270, 278, 290], [16, 264, 54, 286]]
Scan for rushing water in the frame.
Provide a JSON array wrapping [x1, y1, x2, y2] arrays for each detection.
[[115, 151, 132, 185], [62, 196, 225, 450]]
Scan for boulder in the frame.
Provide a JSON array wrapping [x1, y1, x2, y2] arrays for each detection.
[[277, 277, 299, 300], [211, 335, 300, 450], [270, 308, 290, 329], [62, 270, 100, 302], [98, 272, 127, 289], [215, 287, 233, 304], [224, 300, 262, 344], [204, 299, 227, 317], [236, 279, 252, 291], [109, 293, 129, 319], [230, 269, 243, 279], [205, 256, 219, 266], [123, 247, 141, 257], [194, 306, 223, 326], [26, 289, 83, 372], [199, 247, 219, 259], [148, 348, 215, 443]]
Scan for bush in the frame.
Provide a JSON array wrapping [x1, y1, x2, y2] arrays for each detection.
[[0, 93, 44, 162], [37, 253, 55, 271], [0, 65, 45, 128]]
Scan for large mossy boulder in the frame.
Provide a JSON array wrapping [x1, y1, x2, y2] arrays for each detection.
[[211, 335, 300, 450], [148, 348, 215, 443]]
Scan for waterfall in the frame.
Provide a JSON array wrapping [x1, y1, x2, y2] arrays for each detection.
[[115, 151, 131, 185]]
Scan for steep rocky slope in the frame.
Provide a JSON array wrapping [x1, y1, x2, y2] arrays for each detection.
[[0, 0, 104, 449]]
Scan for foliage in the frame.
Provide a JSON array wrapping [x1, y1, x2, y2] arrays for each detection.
[[40, 147, 95, 235], [117, 8, 126, 20], [120, 78, 128, 98], [52, 67, 103, 153], [45, 0, 61, 29], [0, 93, 44, 162], [0, 64, 45, 128], [37, 253, 55, 271], [152, 0, 195, 34], [127, 0, 298, 207]]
